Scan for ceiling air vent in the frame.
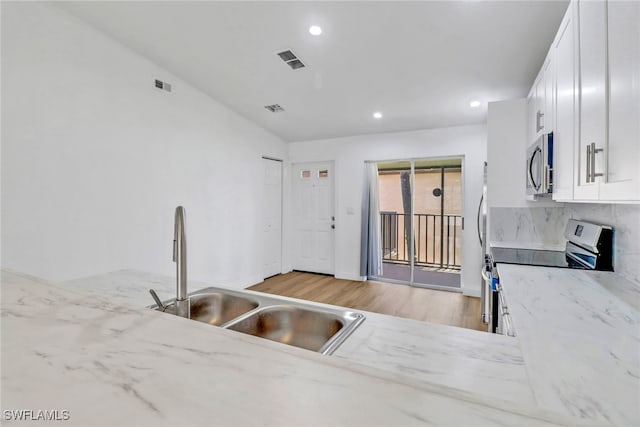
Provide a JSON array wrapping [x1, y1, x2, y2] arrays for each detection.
[[264, 104, 285, 113], [277, 49, 306, 70]]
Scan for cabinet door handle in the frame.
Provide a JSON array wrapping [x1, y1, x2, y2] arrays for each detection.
[[536, 110, 544, 132], [586, 144, 592, 183], [591, 142, 603, 182]]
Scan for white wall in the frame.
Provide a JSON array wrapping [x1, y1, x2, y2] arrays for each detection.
[[1, 2, 287, 287], [288, 125, 487, 297]]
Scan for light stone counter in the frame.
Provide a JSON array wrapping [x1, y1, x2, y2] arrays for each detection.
[[60, 270, 536, 407], [489, 241, 566, 251], [2, 270, 585, 427], [495, 264, 640, 426], [59, 269, 201, 307], [58, 267, 640, 426]]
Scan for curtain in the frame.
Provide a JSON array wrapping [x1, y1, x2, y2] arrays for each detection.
[[360, 162, 383, 277]]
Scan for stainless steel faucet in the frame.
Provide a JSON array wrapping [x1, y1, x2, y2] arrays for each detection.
[[173, 206, 189, 318]]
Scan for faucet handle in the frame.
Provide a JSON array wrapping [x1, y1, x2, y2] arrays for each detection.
[[149, 289, 166, 311]]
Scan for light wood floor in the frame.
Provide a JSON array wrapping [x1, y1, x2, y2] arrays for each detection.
[[247, 271, 487, 332]]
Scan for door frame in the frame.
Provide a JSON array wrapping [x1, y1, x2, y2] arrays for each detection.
[[367, 155, 465, 293]]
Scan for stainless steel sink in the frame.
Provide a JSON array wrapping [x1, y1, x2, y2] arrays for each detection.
[[150, 286, 364, 355], [161, 292, 259, 326], [225, 305, 363, 354]]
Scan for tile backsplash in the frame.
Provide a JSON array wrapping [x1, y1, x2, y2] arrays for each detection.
[[490, 204, 640, 284]]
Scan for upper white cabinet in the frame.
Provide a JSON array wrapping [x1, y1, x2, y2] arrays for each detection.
[[552, 2, 577, 201], [533, 0, 640, 203], [527, 57, 553, 145], [543, 56, 555, 135], [574, 0, 607, 200], [600, 0, 640, 200]]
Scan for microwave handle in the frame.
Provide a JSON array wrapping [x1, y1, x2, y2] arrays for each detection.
[[528, 147, 542, 191]]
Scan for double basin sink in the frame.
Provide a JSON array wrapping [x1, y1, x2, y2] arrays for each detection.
[[151, 287, 365, 355]]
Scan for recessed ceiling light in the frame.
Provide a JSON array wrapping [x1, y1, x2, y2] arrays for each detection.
[[373, 112, 383, 119], [470, 100, 481, 108], [309, 25, 322, 36]]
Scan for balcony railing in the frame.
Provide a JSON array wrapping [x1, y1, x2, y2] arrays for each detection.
[[380, 212, 462, 270]]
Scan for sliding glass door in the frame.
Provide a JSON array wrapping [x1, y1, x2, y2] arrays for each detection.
[[372, 158, 462, 290], [378, 160, 412, 283]]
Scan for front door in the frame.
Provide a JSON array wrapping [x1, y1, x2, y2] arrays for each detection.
[[262, 158, 282, 279], [292, 162, 335, 274]]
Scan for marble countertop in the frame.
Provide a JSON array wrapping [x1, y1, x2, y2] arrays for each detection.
[[56, 267, 640, 426], [60, 270, 536, 407], [489, 241, 566, 251], [495, 263, 640, 426], [2, 269, 585, 427]]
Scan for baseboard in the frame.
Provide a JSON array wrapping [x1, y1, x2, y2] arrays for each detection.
[[462, 287, 481, 298], [335, 271, 366, 282], [242, 274, 267, 289]]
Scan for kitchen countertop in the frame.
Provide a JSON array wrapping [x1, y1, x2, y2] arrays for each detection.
[[60, 270, 537, 407], [1, 269, 584, 427], [489, 241, 566, 251], [50, 267, 640, 425], [495, 263, 640, 426]]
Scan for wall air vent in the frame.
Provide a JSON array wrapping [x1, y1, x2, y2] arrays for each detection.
[[264, 104, 285, 113], [154, 79, 172, 92], [276, 49, 306, 70]]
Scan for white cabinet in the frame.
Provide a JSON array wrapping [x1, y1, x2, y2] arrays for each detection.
[[534, 0, 640, 203], [600, 0, 640, 200], [574, 0, 607, 200], [527, 83, 540, 144], [527, 59, 553, 145], [544, 57, 555, 134], [552, 2, 577, 201], [573, 0, 640, 202]]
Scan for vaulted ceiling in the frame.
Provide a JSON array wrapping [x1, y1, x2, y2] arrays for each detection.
[[58, 1, 569, 142]]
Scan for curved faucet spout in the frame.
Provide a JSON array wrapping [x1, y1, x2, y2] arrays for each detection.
[[173, 206, 189, 318]]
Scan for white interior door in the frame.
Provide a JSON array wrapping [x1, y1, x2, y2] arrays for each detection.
[[262, 158, 282, 279], [292, 162, 335, 275]]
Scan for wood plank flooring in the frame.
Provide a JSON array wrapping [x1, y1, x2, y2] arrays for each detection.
[[247, 271, 487, 332]]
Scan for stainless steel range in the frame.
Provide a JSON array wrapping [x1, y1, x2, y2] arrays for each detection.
[[483, 219, 614, 335], [491, 219, 613, 271]]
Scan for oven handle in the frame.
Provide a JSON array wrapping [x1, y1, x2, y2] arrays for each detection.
[[498, 288, 507, 309], [497, 288, 516, 337], [502, 310, 516, 337]]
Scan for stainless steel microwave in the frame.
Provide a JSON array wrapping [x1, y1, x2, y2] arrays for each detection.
[[526, 133, 553, 196]]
